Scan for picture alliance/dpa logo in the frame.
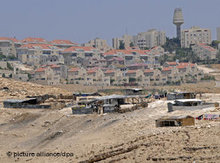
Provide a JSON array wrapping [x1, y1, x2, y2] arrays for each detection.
[[6, 151, 74, 158]]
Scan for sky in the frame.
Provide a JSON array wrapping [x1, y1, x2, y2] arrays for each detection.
[[0, 0, 219, 45]]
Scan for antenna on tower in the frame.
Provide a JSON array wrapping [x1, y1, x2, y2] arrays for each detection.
[[125, 27, 128, 35]]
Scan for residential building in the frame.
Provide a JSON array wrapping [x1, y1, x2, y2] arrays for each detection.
[[86, 68, 110, 86], [50, 40, 78, 49], [112, 35, 133, 49], [83, 38, 111, 52], [192, 43, 217, 60], [0, 37, 21, 57], [34, 64, 67, 85], [64, 61, 203, 87], [134, 29, 166, 49], [67, 67, 87, 84], [17, 44, 62, 66], [61, 46, 101, 67], [22, 37, 47, 44], [103, 47, 164, 67], [181, 26, 211, 48]]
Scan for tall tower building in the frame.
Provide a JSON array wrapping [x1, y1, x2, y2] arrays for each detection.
[[173, 8, 184, 40]]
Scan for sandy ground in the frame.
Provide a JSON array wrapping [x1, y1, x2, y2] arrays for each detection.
[[0, 98, 220, 163], [0, 77, 220, 162]]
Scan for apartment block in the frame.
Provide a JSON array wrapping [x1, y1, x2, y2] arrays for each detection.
[[17, 44, 63, 66], [103, 46, 164, 67], [112, 35, 133, 49], [217, 27, 220, 41], [34, 64, 67, 85], [65, 61, 203, 87], [61, 46, 101, 67], [181, 26, 211, 48], [83, 38, 111, 52], [135, 29, 166, 49]]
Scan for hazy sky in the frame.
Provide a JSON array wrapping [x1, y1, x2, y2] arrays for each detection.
[[0, 0, 219, 44]]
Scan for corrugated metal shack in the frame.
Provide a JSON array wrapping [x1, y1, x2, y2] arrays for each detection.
[[167, 99, 215, 112], [3, 98, 51, 109], [72, 94, 148, 114], [124, 88, 144, 95], [167, 92, 196, 100], [156, 115, 195, 127]]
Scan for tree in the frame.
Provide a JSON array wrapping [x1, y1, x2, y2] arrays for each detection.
[[158, 54, 169, 65], [162, 37, 180, 53], [211, 40, 220, 49], [130, 42, 134, 47], [119, 40, 125, 49], [7, 62, 13, 70]]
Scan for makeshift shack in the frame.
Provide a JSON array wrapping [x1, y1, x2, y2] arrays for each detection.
[[95, 95, 146, 113], [167, 92, 196, 100], [168, 99, 214, 112], [156, 115, 195, 127], [124, 88, 144, 95], [72, 105, 94, 114], [71, 94, 147, 114], [3, 98, 51, 109], [73, 92, 101, 101]]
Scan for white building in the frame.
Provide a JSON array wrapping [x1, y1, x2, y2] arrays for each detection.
[[83, 38, 111, 52], [0, 37, 21, 57], [181, 26, 211, 48], [112, 35, 133, 49], [134, 29, 166, 49]]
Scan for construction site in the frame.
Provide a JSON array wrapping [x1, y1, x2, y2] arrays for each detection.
[[0, 69, 220, 162]]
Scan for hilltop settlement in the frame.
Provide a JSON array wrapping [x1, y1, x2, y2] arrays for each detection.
[[0, 8, 220, 163]]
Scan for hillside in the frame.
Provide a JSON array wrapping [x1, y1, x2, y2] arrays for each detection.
[[0, 78, 220, 162]]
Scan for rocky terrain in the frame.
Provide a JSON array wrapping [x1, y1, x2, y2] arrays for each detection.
[[0, 77, 70, 101], [0, 77, 220, 162]]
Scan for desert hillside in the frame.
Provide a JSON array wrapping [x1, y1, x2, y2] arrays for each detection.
[[0, 78, 220, 162]]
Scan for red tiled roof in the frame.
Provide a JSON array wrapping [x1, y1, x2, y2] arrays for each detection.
[[87, 69, 96, 74], [199, 44, 217, 52], [22, 37, 46, 43], [162, 67, 173, 71], [104, 70, 115, 74], [64, 46, 96, 52], [166, 62, 178, 66], [50, 64, 60, 68], [0, 37, 19, 42], [126, 70, 137, 74], [68, 67, 79, 72], [20, 43, 55, 50], [104, 49, 149, 56], [50, 40, 78, 45], [35, 67, 46, 72], [177, 63, 195, 69], [144, 69, 154, 73]]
